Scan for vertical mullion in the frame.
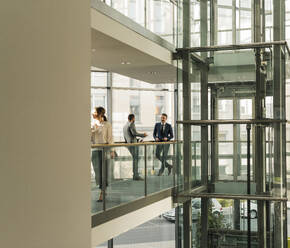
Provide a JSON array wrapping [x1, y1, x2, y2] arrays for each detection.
[[144, 0, 147, 29], [107, 72, 112, 123], [144, 145, 147, 196], [232, 0, 236, 44]]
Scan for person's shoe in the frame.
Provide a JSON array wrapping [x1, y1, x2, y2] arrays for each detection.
[[157, 170, 164, 176], [133, 175, 144, 181], [167, 165, 173, 176], [97, 192, 103, 202]]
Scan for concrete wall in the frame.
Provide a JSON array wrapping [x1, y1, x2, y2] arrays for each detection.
[[0, 1, 91, 248]]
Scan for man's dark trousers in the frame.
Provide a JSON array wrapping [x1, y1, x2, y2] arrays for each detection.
[[156, 144, 170, 175]]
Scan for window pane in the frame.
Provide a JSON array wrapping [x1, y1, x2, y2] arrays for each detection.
[[112, 84, 174, 142], [218, 0, 232, 6], [112, 0, 145, 26], [265, 0, 272, 11], [191, 0, 200, 19], [238, 29, 251, 44], [129, 95, 141, 121], [91, 88, 107, 123], [91, 72, 107, 87], [147, 0, 174, 43], [240, 0, 251, 9], [218, 8, 232, 30], [239, 99, 252, 119], [239, 11, 251, 29], [218, 99, 233, 119], [191, 33, 200, 47], [218, 31, 232, 45], [112, 73, 130, 87]]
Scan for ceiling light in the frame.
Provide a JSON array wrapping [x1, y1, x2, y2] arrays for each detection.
[[91, 49, 96, 52], [121, 61, 131, 65], [148, 71, 159, 75]]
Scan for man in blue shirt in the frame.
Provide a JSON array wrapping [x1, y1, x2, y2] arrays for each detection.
[[153, 113, 174, 176]]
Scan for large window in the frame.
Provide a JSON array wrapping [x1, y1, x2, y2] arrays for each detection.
[[103, 0, 177, 45], [91, 72, 175, 142], [91, 71, 107, 122], [129, 95, 141, 121], [217, 0, 252, 45]]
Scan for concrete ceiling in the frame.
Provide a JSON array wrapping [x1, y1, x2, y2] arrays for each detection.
[[91, 29, 177, 84]]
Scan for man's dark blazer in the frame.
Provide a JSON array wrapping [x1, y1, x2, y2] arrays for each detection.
[[153, 122, 173, 141]]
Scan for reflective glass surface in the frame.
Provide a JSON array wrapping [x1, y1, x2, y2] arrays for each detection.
[[102, 0, 177, 46], [146, 143, 175, 194], [106, 146, 146, 209], [91, 145, 146, 214]]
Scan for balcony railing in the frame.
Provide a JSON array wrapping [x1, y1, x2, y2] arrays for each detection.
[[91, 141, 178, 215], [91, 138, 290, 226]]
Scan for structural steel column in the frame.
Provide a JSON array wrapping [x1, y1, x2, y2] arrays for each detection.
[[273, 0, 286, 247], [108, 239, 113, 248], [182, 1, 192, 247], [254, 1, 267, 247], [182, 52, 192, 247], [280, 1, 287, 246], [210, 88, 218, 184], [210, 0, 216, 48], [200, 64, 209, 248], [232, 0, 236, 44], [200, 1, 208, 247], [254, 0, 261, 43], [255, 47, 267, 248], [233, 98, 241, 230]]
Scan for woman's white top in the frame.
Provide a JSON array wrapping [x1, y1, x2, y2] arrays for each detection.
[[91, 121, 113, 144]]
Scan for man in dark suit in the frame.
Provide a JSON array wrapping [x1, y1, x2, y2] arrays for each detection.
[[153, 113, 174, 176], [123, 114, 147, 180]]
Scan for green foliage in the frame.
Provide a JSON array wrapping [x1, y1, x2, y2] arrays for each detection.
[[218, 199, 232, 208], [194, 201, 230, 248]]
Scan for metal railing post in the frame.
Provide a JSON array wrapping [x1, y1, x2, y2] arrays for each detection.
[[102, 147, 106, 211], [144, 144, 147, 196], [246, 124, 252, 248]]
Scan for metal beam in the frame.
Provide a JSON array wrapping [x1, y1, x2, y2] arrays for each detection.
[[176, 119, 287, 125], [178, 193, 288, 202], [175, 41, 290, 55]]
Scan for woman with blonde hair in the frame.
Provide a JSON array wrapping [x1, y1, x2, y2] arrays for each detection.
[[91, 107, 113, 202]]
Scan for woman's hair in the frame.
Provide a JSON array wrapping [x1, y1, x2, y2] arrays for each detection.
[[95, 107, 107, 121]]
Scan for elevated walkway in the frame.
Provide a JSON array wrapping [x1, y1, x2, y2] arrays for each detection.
[[90, 141, 177, 246]]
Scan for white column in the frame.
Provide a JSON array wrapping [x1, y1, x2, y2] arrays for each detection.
[[0, 1, 91, 248]]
